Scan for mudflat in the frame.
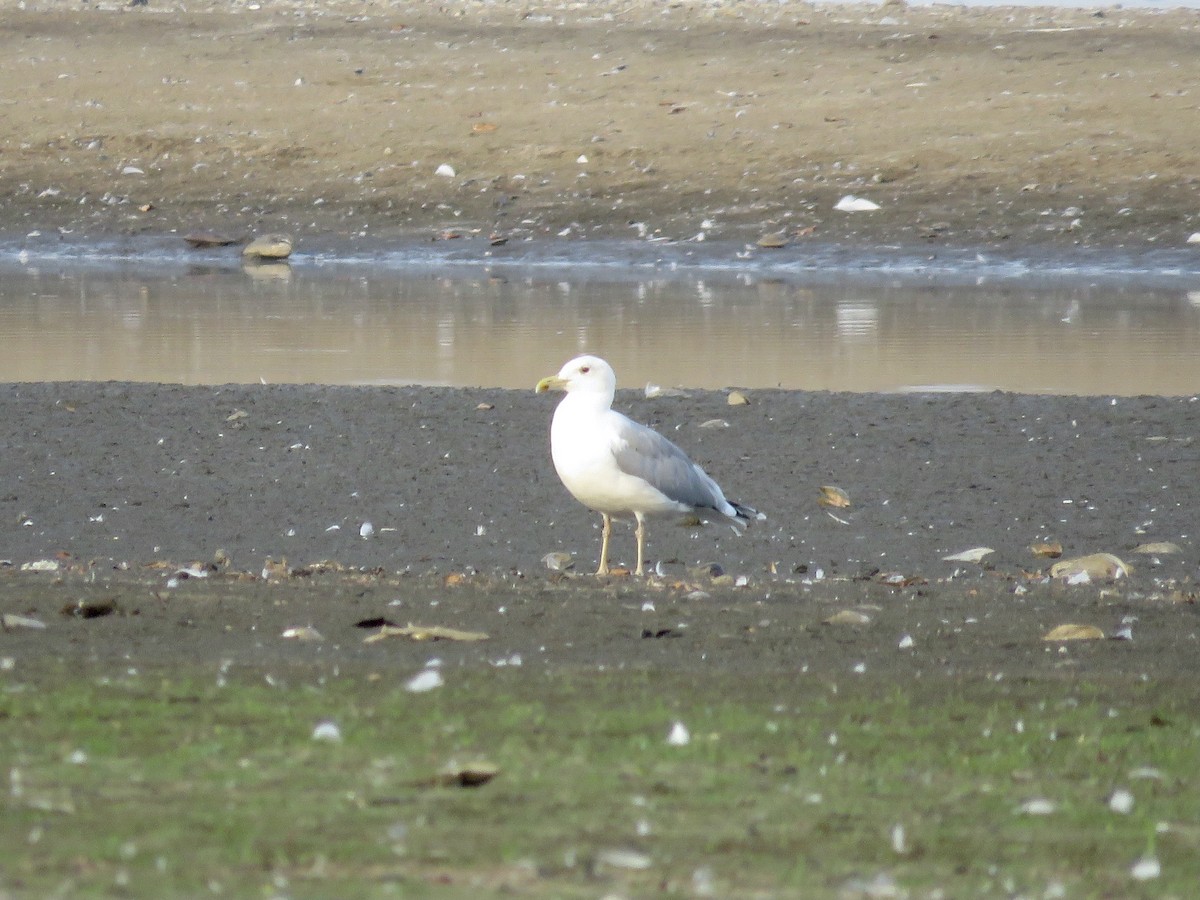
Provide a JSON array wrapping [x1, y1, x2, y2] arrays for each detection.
[[2, 382, 1197, 682]]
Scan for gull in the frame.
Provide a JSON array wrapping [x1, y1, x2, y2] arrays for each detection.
[[535, 355, 761, 576]]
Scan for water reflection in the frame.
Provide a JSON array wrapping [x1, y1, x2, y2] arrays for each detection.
[[1, 260, 1198, 395]]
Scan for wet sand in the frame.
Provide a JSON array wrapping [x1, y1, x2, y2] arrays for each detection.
[[2, 383, 1197, 683]]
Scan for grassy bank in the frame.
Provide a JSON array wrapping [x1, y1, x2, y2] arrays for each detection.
[[2, 663, 1196, 898]]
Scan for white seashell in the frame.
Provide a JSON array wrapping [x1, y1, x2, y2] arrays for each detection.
[[405, 668, 444, 693], [898, 633, 915, 650], [281, 625, 324, 642], [542, 551, 574, 572], [834, 194, 881, 212], [1108, 788, 1134, 814], [596, 848, 653, 870], [312, 721, 342, 742], [359, 522, 375, 539], [435, 163, 456, 178], [1186, 232, 1200, 244], [122, 166, 145, 176], [1131, 856, 1161, 881], [942, 547, 994, 563], [1017, 798, 1056, 816], [666, 721, 690, 746], [1, 613, 47, 630], [576, 154, 588, 164]]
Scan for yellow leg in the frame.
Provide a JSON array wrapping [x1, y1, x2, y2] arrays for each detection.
[[596, 513, 612, 575], [634, 512, 647, 576]]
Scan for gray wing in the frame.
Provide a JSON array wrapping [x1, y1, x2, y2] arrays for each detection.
[[609, 413, 731, 513]]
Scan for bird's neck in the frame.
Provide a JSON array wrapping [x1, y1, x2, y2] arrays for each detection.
[[554, 391, 613, 428]]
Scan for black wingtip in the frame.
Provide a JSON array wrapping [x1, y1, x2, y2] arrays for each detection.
[[731, 502, 765, 525]]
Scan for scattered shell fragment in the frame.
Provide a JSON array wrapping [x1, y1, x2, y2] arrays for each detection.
[[261, 557, 290, 579], [542, 551, 574, 572], [756, 231, 789, 249], [667, 721, 691, 746], [1108, 788, 1134, 814], [2, 613, 47, 631], [825, 609, 871, 626], [877, 572, 925, 587], [359, 521, 375, 539], [1017, 798, 1057, 816], [1187, 232, 1200, 245], [476, 402, 494, 411], [688, 562, 724, 579], [183, 231, 240, 248], [834, 194, 881, 212], [1043, 623, 1105, 641], [726, 390, 749, 406], [1049, 553, 1132, 582], [470, 122, 498, 134], [242, 234, 293, 260], [817, 485, 851, 509], [1029, 541, 1064, 559], [365, 623, 489, 643], [20, 559, 60, 573], [644, 382, 687, 399], [121, 165, 145, 176], [1132, 541, 1181, 555], [699, 418, 730, 429], [404, 668, 444, 693], [282, 625, 324, 642], [596, 848, 653, 871], [942, 547, 994, 563], [434, 163, 456, 178], [1131, 856, 1161, 881], [311, 721, 342, 742]]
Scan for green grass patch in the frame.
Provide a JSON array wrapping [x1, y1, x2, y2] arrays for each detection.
[[2, 663, 1197, 898]]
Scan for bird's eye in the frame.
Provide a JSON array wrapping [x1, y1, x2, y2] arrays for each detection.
[[580, 366, 590, 374]]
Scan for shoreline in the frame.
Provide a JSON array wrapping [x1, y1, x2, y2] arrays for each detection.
[[5, 234, 1200, 287]]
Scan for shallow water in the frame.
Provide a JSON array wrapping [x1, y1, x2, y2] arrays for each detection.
[[2, 245, 1199, 395]]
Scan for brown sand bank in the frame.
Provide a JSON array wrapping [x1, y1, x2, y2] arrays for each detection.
[[1, 0, 1198, 251]]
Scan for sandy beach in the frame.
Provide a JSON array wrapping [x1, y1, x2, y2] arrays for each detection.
[[1, 0, 1198, 250]]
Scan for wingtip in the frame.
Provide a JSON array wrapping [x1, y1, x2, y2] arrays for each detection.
[[731, 502, 764, 524]]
